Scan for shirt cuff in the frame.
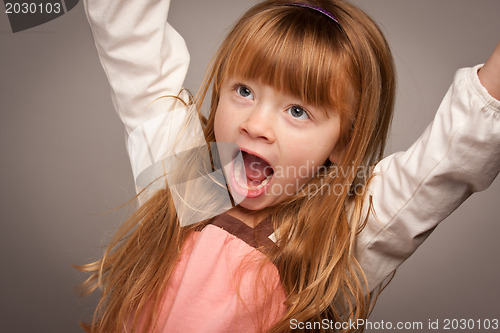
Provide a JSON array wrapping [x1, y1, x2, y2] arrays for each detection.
[[470, 64, 500, 115]]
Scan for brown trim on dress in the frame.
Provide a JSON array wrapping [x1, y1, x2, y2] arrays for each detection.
[[209, 213, 275, 251]]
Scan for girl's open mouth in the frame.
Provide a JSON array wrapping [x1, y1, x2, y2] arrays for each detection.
[[229, 150, 274, 198]]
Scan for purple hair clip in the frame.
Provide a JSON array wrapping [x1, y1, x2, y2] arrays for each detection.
[[284, 3, 341, 25]]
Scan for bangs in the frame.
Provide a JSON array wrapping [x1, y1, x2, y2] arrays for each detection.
[[220, 6, 353, 112]]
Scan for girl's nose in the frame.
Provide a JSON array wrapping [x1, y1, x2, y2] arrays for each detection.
[[239, 108, 275, 143]]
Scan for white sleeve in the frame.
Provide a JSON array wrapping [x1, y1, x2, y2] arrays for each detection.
[[84, 0, 206, 196], [83, 0, 190, 134], [356, 65, 500, 292]]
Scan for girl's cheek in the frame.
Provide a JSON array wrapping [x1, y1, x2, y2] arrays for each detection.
[[213, 109, 225, 141]]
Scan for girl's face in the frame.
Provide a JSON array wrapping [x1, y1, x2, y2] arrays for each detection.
[[214, 77, 342, 211]]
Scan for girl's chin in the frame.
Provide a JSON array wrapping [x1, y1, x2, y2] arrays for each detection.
[[231, 184, 290, 212], [235, 196, 273, 211]]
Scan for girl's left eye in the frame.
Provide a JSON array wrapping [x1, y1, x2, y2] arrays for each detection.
[[235, 84, 254, 99], [287, 105, 310, 120]]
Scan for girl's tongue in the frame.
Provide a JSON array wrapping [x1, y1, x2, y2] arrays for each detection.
[[242, 151, 272, 184]]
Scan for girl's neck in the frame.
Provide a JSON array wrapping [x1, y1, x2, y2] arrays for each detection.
[[226, 205, 270, 228]]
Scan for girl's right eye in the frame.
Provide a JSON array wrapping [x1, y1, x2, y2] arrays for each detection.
[[234, 84, 254, 100]]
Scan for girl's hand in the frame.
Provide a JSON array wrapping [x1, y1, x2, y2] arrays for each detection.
[[478, 41, 500, 100]]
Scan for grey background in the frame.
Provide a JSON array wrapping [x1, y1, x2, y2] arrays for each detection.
[[1, 1, 499, 332]]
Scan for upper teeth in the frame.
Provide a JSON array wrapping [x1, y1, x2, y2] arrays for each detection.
[[234, 161, 272, 190]]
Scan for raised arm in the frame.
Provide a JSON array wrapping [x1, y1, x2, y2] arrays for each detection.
[[357, 45, 500, 292], [83, 0, 190, 134], [84, 0, 208, 198], [479, 41, 500, 100]]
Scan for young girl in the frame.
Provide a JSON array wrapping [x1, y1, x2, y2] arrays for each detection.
[[81, 0, 500, 331]]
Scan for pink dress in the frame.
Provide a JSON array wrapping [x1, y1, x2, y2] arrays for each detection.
[[155, 213, 286, 332]]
